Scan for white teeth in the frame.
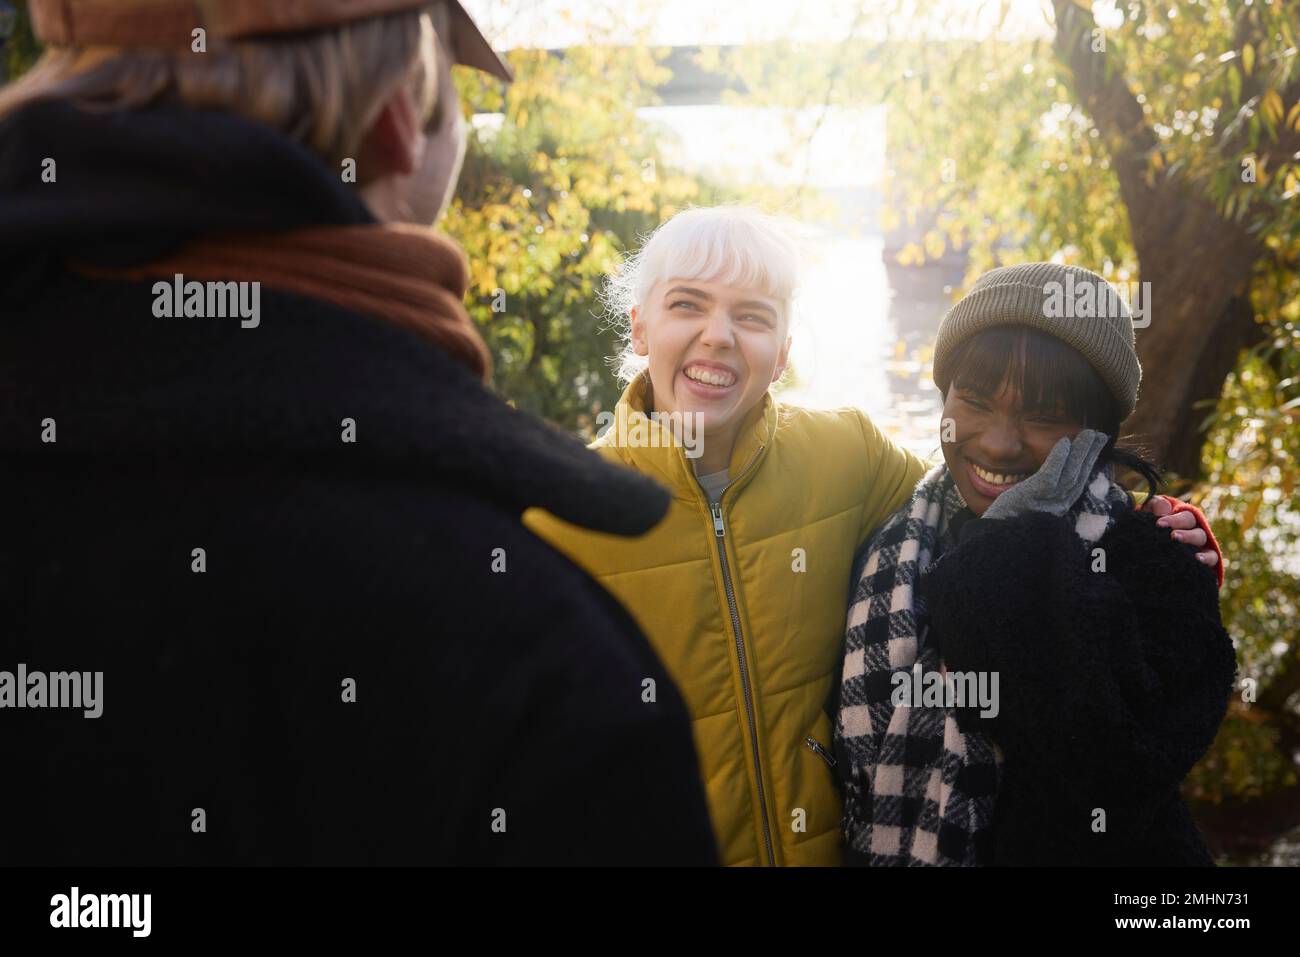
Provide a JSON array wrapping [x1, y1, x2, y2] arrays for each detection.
[[973, 464, 1028, 486], [684, 366, 736, 387]]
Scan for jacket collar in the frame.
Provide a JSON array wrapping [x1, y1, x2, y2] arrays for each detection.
[[596, 374, 777, 504], [0, 99, 375, 268], [1, 278, 672, 537], [0, 100, 670, 539]]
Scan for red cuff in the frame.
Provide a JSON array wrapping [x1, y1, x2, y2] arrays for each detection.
[[1157, 494, 1224, 589]]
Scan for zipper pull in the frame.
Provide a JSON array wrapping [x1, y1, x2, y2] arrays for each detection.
[[710, 503, 725, 538], [805, 736, 837, 768]]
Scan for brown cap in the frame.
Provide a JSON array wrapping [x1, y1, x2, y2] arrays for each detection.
[[30, 0, 513, 82]]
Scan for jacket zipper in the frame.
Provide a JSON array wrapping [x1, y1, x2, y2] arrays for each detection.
[[706, 445, 776, 866], [805, 736, 837, 769]]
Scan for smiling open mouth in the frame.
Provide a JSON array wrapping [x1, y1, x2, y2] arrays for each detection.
[[683, 365, 737, 388], [971, 463, 1030, 486]]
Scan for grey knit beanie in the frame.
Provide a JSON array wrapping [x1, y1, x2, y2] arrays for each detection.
[[931, 262, 1142, 420]]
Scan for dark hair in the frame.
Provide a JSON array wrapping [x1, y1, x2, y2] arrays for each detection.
[[941, 326, 1162, 498]]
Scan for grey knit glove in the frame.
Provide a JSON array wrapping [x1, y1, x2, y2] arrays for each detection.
[[981, 429, 1109, 520]]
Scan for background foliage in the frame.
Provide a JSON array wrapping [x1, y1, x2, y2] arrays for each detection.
[[446, 36, 725, 438]]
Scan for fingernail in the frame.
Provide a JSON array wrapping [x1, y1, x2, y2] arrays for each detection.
[[1157, 517, 1170, 527], [1171, 531, 1182, 541]]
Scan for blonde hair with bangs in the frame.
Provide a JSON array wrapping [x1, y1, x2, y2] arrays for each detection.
[[604, 206, 803, 385]]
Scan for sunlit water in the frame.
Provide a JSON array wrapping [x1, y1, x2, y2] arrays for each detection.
[[777, 232, 942, 460]]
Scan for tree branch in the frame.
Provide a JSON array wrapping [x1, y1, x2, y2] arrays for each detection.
[[1050, 0, 1159, 223], [1213, 5, 1300, 177]]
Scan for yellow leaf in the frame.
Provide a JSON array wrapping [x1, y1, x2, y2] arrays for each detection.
[[896, 242, 924, 267], [1288, 101, 1300, 132], [1262, 89, 1284, 125], [1241, 495, 1261, 531], [1242, 44, 1255, 76]]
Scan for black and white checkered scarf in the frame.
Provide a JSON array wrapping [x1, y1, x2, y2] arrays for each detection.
[[835, 461, 1130, 866]]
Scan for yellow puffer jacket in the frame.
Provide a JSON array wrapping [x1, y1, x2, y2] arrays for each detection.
[[524, 376, 929, 865]]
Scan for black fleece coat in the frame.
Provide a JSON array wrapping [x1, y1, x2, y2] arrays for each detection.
[[0, 101, 718, 865], [921, 508, 1237, 866]]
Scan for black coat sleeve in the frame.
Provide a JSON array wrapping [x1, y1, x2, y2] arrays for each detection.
[[921, 508, 1235, 862]]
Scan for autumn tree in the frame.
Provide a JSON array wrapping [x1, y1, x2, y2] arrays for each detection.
[[446, 31, 724, 436]]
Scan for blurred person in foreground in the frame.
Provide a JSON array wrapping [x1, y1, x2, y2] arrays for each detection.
[[0, 0, 716, 865]]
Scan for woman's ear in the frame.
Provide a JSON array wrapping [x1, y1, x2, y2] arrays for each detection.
[[359, 86, 424, 178], [630, 306, 649, 356], [772, 333, 793, 382]]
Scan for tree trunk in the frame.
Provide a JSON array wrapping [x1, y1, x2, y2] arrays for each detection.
[[1127, 293, 1265, 480], [1051, 0, 1269, 481], [1122, 241, 1264, 479]]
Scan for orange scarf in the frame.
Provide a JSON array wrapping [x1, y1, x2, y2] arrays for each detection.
[[73, 223, 492, 383]]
